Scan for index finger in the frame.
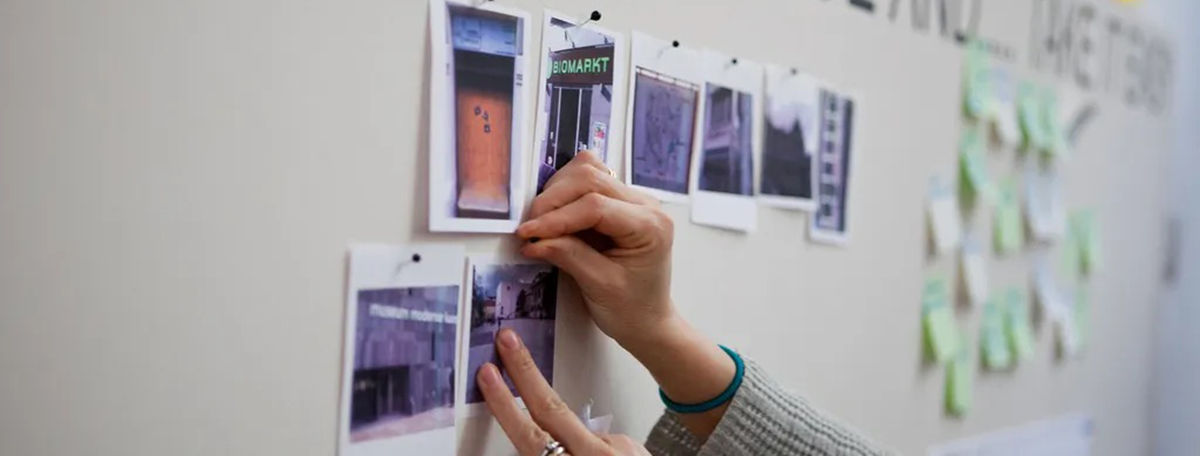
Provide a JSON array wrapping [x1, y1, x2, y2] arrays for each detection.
[[495, 329, 607, 455], [476, 363, 552, 456], [516, 192, 667, 247]]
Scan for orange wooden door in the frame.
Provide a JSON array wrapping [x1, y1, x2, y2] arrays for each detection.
[[455, 86, 513, 219]]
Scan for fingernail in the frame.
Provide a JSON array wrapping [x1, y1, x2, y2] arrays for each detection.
[[517, 221, 536, 236], [498, 329, 519, 350], [478, 363, 501, 387]]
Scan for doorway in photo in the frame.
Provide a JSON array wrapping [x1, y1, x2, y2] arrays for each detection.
[[698, 84, 754, 195]]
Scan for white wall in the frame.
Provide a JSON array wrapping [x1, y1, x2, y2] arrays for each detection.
[[0, 1, 1179, 455], [1144, 0, 1200, 455]]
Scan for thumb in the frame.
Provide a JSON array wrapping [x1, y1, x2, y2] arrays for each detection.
[[519, 235, 617, 288]]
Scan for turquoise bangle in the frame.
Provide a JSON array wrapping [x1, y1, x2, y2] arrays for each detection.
[[659, 345, 744, 414]]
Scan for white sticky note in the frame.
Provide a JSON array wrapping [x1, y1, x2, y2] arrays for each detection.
[[1024, 162, 1067, 242], [928, 176, 962, 254], [960, 234, 988, 307], [1033, 253, 1069, 321], [987, 67, 1020, 147]]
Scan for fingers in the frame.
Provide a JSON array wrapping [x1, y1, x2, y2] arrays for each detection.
[[517, 193, 668, 248], [520, 235, 619, 287], [477, 363, 552, 456], [532, 153, 653, 219], [495, 329, 608, 455]]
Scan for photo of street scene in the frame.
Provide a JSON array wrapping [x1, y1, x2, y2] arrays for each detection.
[[348, 285, 459, 443], [630, 67, 699, 195], [534, 16, 617, 193], [698, 83, 754, 195], [464, 262, 559, 404], [760, 70, 819, 202]]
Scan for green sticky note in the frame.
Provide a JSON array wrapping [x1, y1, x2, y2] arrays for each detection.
[[1017, 83, 1048, 151], [980, 298, 1013, 370], [945, 351, 973, 416], [1005, 288, 1036, 361], [922, 277, 959, 364], [1038, 89, 1067, 158], [1072, 210, 1101, 275], [962, 42, 991, 120], [993, 178, 1024, 254], [1060, 227, 1082, 279], [959, 129, 993, 203], [1075, 287, 1091, 348]]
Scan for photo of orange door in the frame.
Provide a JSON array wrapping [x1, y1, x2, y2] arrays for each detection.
[[454, 51, 515, 219]]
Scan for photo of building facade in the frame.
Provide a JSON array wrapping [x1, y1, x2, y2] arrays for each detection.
[[698, 84, 754, 195], [448, 5, 524, 219], [760, 71, 819, 201], [630, 67, 700, 195], [535, 17, 616, 193], [348, 285, 459, 443], [464, 263, 558, 404], [813, 91, 855, 233]]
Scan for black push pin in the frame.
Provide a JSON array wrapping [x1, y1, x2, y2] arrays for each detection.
[[411, 253, 422, 263], [672, 40, 680, 48], [575, 10, 602, 28], [731, 57, 739, 65], [791, 67, 799, 75]]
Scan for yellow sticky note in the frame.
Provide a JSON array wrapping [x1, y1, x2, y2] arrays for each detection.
[[993, 179, 1024, 254], [946, 351, 973, 416], [981, 298, 1012, 370], [1005, 289, 1036, 361]]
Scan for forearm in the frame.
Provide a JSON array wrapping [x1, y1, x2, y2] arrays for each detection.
[[618, 312, 735, 440]]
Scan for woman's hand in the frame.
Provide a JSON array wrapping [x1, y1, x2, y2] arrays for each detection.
[[517, 151, 676, 348], [478, 328, 650, 456]]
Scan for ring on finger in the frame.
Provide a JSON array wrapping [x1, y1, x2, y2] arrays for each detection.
[[540, 439, 567, 456]]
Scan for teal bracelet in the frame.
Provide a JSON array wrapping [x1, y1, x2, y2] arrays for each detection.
[[658, 345, 744, 414]]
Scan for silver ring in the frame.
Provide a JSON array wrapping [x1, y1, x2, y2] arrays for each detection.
[[539, 439, 566, 456]]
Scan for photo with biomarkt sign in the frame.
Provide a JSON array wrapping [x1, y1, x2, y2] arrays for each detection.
[[534, 16, 618, 193], [812, 90, 856, 238], [630, 67, 700, 195], [463, 262, 558, 405], [447, 5, 524, 220], [698, 83, 754, 195], [347, 285, 459, 443]]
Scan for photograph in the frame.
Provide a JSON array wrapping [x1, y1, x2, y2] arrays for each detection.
[[629, 67, 700, 196], [698, 83, 754, 195], [759, 66, 821, 210], [532, 13, 625, 194], [461, 259, 558, 411], [810, 89, 857, 245], [348, 286, 459, 443], [689, 51, 762, 232], [339, 243, 465, 456], [625, 32, 703, 202], [428, 0, 531, 233]]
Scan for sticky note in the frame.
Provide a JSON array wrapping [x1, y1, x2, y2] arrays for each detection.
[[1054, 312, 1081, 359], [1039, 88, 1069, 159], [962, 42, 992, 120], [1023, 164, 1066, 242], [1075, 287, 1090, 349], [928, 176, 963, 254], [1071, 210, 1101, 275], [1018, 82, 1048, 152], [1032, 253, 1067, 321], [1005, 288, 1036, 362], [993, 179, 1024, 255], [981, 298, 1012, 370], [945, 350, 973, 416], [959, 129, 994, 203], [960, 234, 988, 306], [922, 277, 960, 364], [986, 67, 1021, 146]]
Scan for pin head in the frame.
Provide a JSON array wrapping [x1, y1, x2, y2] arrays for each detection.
[[411, 253, 422, 263], [731, 58, 739, 65], [791, 67, 798, 75], [589, 10, 601, 21], [672, 40, 680, 48]]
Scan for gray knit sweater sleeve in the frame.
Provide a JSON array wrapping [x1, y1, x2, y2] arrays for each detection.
[[644, 358, 891, 456]]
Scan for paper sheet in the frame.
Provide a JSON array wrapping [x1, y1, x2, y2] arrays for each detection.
[[428, 0, 533, 233], [338, 243, 466, 456], [689, 49, 763, 232], [928, 176, 962, 255], [960, 233, 988, 307]]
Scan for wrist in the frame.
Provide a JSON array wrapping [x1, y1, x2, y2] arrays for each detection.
[[618, 312, 737, 405]]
